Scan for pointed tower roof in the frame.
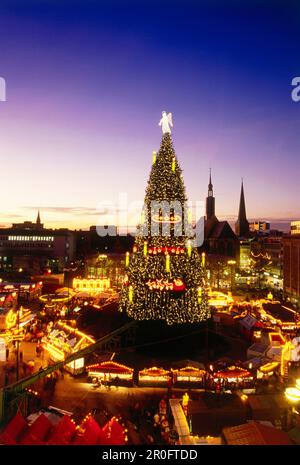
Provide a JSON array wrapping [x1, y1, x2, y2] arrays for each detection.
[[235, 179, 249, 237], [208, 168, 213, 193], [36, 210, 41, 225], [238, 180, 247, 220]]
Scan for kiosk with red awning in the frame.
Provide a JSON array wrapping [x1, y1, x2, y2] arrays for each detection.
[[138, 366, 170, 386], [171, 366, 206, 386], [213, 365, 253, 389], [87, 360, 134, 385]]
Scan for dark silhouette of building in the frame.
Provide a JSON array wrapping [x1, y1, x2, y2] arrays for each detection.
[[206, 168, 216, 222], [235, 180, 250, 238], [283, 234, 300, 307], [0, 211, 76, 274], [203, 170, 239, 260]]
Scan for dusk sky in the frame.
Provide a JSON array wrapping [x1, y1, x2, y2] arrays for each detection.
[[0, 0, 299, 231]]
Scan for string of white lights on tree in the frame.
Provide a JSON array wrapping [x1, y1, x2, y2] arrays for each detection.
[[119, 132, 210, 325]]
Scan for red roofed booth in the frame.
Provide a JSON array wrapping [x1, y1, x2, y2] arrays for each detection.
[[19, 413, 52, 445], [0, 413, 28, 445], [73, 415, 107, 445], [138, 367, 170, 386], [47, 415, 77, 445], [87, 361, 133, 385], [223, 421, 292, 445], [102, 417, 127, 445], [213, 365, 254, 389]]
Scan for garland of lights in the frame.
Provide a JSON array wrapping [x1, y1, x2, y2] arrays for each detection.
[[119, 133, 210, 325]]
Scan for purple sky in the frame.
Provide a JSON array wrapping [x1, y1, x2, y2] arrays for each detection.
[[0, 0, 299, 231]]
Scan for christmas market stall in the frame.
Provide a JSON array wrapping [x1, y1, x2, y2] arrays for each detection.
[[0, 413, 28, 445], [257, 361, 280, 379], [101, 416, 128, 445], [47, 415, 77, 445], [87, 360, 134, 386], [138, 366, 171, 387], [213, 365, 254, 390], [42, 321, 95, 374], [171, 366, 207, 387], [0, 411, 128, 446]]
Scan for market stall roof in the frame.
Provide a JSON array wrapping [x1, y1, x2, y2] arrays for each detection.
[[239, 313, 257, 330], [214, 365, 252, 379], [171, 366, 206, 375], [247, 342, 269, 356], [268, 332, 286, 346], [262, 302, 296, 323], [19, 413, 52, 445], [223, 421, 292, 445], [87, 360, 133, 374], [247, 394, 289, 417], [44, 320, 95, 352], [0, 413, 28, 445], [72, 415, 106, 445], [258, 361, 279, 373], [242, 357, 265, 370], [139, 366, 170, 376], [171, 359, 206, 370], [101, 417, 126, 445], [47, 415, 77, 445]]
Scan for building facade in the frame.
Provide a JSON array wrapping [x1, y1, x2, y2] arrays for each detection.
[[283, 235, 300, 307], [0, 213, 76, 274], [291, 221, 300, 236]]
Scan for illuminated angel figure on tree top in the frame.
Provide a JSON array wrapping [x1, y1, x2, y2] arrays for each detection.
[[159, 111, 173, 134], [119, 112, 210, 325]]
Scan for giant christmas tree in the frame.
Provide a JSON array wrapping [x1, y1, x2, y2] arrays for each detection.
[[119, 116, 210, 325]]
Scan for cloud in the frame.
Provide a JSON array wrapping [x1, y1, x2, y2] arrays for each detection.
[[22, 206, 105, 216], [22, 205, 131, 217]]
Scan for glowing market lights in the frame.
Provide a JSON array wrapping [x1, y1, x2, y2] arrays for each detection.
[[5, 309, 17, 329], [285, 387, 300, 403], [72, 278, 111, 293], [125, 252, 130, 268]]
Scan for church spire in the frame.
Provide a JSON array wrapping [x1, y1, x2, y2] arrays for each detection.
[[36, 209, 43, 230], [206, 168, 215, 220], [235, 179, 249, 237], [208, 168, 213, 194]]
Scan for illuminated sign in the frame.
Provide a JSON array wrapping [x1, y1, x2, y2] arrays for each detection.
[[73, 278, 111, 293]]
